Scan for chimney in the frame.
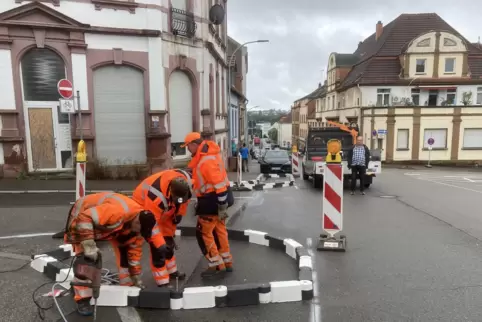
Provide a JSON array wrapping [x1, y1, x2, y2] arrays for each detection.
[[318, 82, 321, 88], [376, 21, 383, 40], [358, 41, 362, 48]]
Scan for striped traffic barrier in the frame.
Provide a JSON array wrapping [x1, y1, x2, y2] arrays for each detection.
[[317, 139, 346, 252], [291, 152, 301, 178]]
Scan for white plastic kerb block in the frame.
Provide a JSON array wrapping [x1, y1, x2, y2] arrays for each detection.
[[299, 255, 313, 269], [183, 286, 215, 309], [59, 244, 75, 256], [30, 255, 57, 273], [283, 239, 303, 259], [90, 285, 130, 307], [244, 230, 269, 246], [270, 280, 302, 303]]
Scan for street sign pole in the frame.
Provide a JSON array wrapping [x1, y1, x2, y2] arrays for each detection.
[[76, 90, 83, 140]]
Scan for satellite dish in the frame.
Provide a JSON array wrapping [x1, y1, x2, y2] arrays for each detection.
[[209, 4, 225, 25]]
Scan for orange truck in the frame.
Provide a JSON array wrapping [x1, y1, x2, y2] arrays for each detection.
[[300, 122, 382, 189]]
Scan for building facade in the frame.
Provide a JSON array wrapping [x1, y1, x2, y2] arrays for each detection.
[[315, 14, 482, 164], [227, 36, 248, 154], [273, 112, 292, 147], [0, 0, 230, 178]]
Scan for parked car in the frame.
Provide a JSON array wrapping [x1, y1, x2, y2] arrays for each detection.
[[258, 149, 292, 174]]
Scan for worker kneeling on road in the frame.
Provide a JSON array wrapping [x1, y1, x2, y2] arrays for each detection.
[[64, 192, 162, 317], [132, 169, 192, 286], [182, 132, 235, 278]]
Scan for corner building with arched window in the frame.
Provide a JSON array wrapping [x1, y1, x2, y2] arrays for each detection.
[[0, 0, 229, 177]]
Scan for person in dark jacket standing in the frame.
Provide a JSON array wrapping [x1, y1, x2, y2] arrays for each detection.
[[347, 136, 370, 195]]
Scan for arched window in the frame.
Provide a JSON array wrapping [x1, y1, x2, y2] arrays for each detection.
[[21, 48, 65, 101]]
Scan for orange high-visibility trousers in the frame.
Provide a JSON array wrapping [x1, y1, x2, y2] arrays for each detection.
[[71, 238, 142, 302], [195, 215, 233, 269], [148, 242, 169, 286]]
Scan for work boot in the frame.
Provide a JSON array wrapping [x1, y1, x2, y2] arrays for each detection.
[[201, 267, 226, 278], [350, 191, 355, 195], [360, 191, 365, 195], [170, 271, 186, 280], [76, 298, 93, 316]]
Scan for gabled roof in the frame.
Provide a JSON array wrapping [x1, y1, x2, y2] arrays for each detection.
[[339, 13, 482, 89], [333, 53, 360, 67], [279, 111, 292, 123], [294, 84, 327, 103]]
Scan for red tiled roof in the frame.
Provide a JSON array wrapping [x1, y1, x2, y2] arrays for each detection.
[[279, 111, 292, 123], [340, 13, 482, 89]]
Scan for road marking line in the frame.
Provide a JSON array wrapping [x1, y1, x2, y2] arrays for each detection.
[[307, 237, 321, 322], [0, 232, 57, 240], [117, 307, 143, 322], [422, 179, 482, 194]]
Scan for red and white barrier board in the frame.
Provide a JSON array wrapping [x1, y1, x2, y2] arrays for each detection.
[[291, 152, 301, 177], [322, 163, 343, 236], [76, 162, 86, 200]]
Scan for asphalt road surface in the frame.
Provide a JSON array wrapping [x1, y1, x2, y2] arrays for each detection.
[[2, 167, 482, 321]]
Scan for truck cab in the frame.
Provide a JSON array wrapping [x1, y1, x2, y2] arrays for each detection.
[[301, 126, 381, 188]]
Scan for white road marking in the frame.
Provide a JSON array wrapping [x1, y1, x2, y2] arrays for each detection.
[[234, 196, 253, 199], [117, 307, 143, 322], [421, 179, 482, 194], [0, 232, 57, 240], [307, 237, 321, 322]]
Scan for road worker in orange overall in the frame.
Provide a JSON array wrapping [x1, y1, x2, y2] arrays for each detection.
[[64, 192, 164, 317], [182, 132, 235, 278], [132, 169, 192, 286]]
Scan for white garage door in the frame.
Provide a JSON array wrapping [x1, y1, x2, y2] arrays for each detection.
[[93, 65, 146, 165]]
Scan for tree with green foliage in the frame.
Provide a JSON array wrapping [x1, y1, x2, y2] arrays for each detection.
[[268, 128, 278, 142]]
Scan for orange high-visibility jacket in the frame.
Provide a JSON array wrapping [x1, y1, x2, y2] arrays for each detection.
[[188, 140, 230, 198], [66, 192, 144, 243], [132, 169, 192, 236]]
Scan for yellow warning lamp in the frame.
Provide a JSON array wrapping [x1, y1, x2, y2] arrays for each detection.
[[292, 145, 298, 153], [326, 139, 342, 163], [76, 140, 87, 163]]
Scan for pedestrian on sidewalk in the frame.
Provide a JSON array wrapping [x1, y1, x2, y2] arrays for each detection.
[[131, 169, 192, 287], [181, 132, 235, 278], [347, 135, 370, 195], [239, 143, 250, 172]]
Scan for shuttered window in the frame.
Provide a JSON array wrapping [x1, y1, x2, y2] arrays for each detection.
[[21, 48, 65, 101]]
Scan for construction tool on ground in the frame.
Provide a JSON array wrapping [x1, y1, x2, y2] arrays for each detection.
[[71, 253, 103, 321]]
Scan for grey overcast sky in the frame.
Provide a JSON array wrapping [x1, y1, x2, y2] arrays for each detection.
[[227, 0, 480, 111]]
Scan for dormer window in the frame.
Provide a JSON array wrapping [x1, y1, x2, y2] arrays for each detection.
[[417, 38, 431, 47], [443, 38, 457, 46], [416, 59, 426, 74]]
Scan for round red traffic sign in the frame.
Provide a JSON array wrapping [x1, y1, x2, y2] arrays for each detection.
[[427, 138, 435, 145], [57, 79, 73, 99]]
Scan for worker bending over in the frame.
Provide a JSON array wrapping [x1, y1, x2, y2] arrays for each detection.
[[64, 192, 163, 316], [182, 132, 234, 277], [132, 169, 192, 286]]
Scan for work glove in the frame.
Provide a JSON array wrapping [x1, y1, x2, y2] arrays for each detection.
[[80, 239, 100, 262], [131, 275, 145, 289], [217, 203, 229, 221], [172, 215, 183, 225]]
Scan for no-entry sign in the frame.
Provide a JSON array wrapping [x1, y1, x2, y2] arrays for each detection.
[[57, 79, 73, 99], [427, 138, 435, 146]]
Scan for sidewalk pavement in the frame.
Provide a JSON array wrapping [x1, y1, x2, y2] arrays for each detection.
[[0, 161, 262, 192]]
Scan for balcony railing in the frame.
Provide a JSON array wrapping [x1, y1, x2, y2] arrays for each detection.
[[171, 8, 197, 38]]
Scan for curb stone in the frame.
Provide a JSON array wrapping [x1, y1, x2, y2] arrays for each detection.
[[31, 228, 314, 310]]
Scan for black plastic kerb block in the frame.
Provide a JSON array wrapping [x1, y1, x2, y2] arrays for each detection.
[[258, 283, 271, 294], [178, 226, 197, 237], [265, 235, 286, 252], [299, 267, 313, 282], [127, 296, 139, 307], [138, 287, 171, 309], [44, 261, 65, 281], [227, 229, 249, 242], [44, 248, 73, 261], [273, 182, 284, 188], [215, 295, 227, 308], [225, 284, 260, 307], [170, 290, 183, 299], [302, 289, 314, 300]]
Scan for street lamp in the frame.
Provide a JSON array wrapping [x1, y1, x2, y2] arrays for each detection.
[[227, 40, 269, 157]]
